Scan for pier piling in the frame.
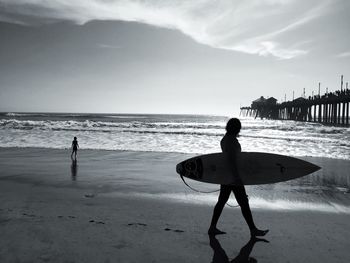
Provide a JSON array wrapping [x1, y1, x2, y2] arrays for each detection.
[[240, 75, 350, 126]]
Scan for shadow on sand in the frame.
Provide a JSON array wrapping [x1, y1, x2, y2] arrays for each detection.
[[209, 235, 269, 263], [71, 159, 78, 180]]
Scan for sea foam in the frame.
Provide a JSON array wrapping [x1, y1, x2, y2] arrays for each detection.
[[0, 113, 349, 159]]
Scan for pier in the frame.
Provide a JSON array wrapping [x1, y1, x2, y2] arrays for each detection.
[[240, 75, 350, 126]]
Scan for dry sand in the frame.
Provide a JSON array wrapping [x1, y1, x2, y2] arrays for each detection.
[[0, 148, 349, 263]]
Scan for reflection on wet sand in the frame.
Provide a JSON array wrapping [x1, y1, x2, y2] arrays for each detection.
[[71, 160, 78, 180], [209, 235, 269, 263]]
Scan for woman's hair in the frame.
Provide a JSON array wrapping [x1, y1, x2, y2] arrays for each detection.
[[226, 118, 241, 135], [74, 137, 77, 140]]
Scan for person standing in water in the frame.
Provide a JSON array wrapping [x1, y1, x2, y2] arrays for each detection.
[[71, 136, 79, 160], [208, 118, 268, 237]]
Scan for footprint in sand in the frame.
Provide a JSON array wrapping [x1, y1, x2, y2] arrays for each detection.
[[164, 227, 184, 233], [0, 218, 11, 224], [84, 194, 95, 198], [22, 213, 36, 217], [127, 223, 147, 227], [57, 215, 76, 219], [89, 219, 105, 224]]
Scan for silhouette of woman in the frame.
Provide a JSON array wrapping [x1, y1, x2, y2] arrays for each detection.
[[208, 118, 268, 237], [209, 234, 269, 263], [71, 136, 79, 160]]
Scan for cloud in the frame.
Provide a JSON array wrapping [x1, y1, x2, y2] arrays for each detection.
[[336, 51, 350, 58], [98, 44, 122, 49], [230, 41, 308, 60], [0, 0, 332, 59]]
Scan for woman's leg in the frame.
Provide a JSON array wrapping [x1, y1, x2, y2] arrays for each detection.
[[233, 185, 268, 236], [232, 185, 256, 231], [209, 185, 231, 233]]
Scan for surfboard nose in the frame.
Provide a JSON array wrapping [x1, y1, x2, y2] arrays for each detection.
[[305, 162, 321, 175]]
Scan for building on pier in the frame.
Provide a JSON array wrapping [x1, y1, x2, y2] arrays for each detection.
[[242, 96, 278, 119]]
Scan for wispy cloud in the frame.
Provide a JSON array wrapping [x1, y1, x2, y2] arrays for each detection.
[[230, 41, 308, 60], [98, 44, 122, 49], [0, 0, 333, 59], [336, 51, 350, 58]]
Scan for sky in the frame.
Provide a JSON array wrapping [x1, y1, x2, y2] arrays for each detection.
[[0, 0, 349, 116]]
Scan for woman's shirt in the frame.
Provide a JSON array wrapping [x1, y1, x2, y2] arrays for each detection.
[[220, 134, 241, 154], [220, 133, 242, 184]]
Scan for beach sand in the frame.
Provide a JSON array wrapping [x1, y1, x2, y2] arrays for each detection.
[[0, 148, 350, 263]]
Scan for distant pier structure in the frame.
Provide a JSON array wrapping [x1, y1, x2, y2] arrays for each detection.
[[240, 75, 350, 126]]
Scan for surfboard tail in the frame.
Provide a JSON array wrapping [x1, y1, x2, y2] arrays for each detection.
[[176, 163, 183, 175]]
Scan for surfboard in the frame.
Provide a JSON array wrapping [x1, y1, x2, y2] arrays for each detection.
[[176, 152, 320, 185]]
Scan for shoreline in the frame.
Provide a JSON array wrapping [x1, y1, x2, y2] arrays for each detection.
[[1, 145, 350, 161], [1, 147, 349, 210]]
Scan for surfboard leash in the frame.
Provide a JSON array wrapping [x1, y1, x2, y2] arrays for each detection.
[[179, 174, 241, 208], [226, 199, 240, 208], [180, 174, 220, 194]]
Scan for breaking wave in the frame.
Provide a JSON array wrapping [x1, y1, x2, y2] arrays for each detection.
[[1, 113, 349, 159]]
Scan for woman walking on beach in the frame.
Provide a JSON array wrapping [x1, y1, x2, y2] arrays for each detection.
[[71, 136, 79, 160], [208, 118, 268, 237]]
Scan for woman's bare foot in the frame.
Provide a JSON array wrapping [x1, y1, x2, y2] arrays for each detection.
[[208, 227, 226, 235], [251, 228, 269, 237]]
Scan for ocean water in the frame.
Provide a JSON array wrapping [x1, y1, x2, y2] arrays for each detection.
[[1, 112, 350, 213], [1, 112, 349, 159]]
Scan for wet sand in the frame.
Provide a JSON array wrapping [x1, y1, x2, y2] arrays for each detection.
[[0, 148, 349, 262]]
